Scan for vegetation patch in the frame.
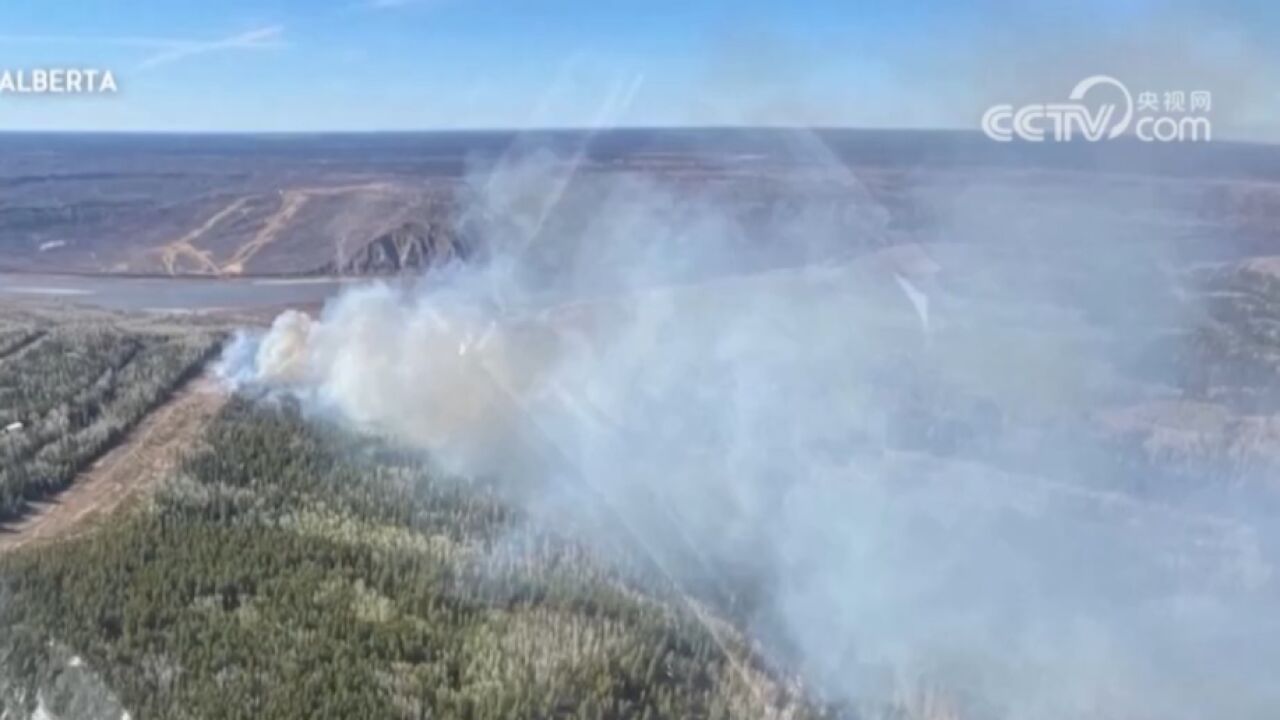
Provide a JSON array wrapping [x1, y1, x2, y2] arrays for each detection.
[[0, 307, 222, 521], [0, 396, 817, 719]]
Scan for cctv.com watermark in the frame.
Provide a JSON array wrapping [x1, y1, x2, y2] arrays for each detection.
[[982, 75, 1211, 143]]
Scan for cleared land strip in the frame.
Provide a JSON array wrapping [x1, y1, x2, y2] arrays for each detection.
[[0, 329, 46, 364], [155, 183, 397, 276], [156, 197, 251, 275], [0, 372, 227, 553], [220, 183, 397, 275]]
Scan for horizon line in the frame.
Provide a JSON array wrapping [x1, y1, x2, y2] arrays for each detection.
[[0, 125, 967, 134]]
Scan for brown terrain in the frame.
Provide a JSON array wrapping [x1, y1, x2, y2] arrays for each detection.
[[1, 130, 1278, 280]]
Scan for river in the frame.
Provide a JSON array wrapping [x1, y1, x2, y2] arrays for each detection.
[[0, 274, 351, 313]]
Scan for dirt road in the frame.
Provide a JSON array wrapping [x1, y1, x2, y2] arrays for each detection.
[[0, 373, 227, 553]]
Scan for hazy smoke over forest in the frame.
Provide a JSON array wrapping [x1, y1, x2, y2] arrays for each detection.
[[220, 137, 1280, 719]]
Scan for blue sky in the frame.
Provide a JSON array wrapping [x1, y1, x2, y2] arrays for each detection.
[[0, 1, 1276, 135]]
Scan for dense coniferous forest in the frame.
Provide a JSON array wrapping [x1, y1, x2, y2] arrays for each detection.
[[0, 310, 222, 521], [0, 392, 818, 719]]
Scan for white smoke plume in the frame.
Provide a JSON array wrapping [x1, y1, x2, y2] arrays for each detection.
[[220, 138, 1280, 719]]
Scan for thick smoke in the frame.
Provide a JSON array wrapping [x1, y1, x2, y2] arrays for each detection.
[[221, 140, 1280, 718]]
